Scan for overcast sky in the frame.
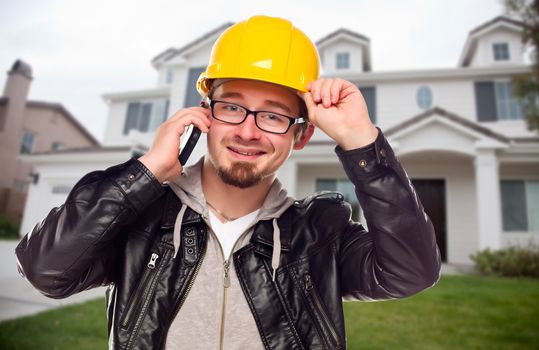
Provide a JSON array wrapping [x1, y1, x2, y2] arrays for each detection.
[[1, 0, 505, 142]]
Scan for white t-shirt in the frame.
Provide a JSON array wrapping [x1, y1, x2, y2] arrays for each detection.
[[208, 209, 260, 259]]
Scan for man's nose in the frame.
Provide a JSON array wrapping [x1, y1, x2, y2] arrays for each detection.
[[235, 113, 261, 140]]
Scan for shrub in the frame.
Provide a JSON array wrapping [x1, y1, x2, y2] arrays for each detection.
[[470, 245, 539, 278], [0, 215, 20, 240]]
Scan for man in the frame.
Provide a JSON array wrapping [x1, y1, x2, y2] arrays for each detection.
[[16, 16, 441, 349]]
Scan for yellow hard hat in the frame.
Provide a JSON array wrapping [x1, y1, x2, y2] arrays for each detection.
[[197, 15, 320, 96]]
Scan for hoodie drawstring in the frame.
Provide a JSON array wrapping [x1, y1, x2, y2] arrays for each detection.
[[173, 203, 188, 259], [271, 218, 281, 282]]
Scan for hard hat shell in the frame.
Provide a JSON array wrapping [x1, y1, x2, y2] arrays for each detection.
[[197, 15, 320, 96]]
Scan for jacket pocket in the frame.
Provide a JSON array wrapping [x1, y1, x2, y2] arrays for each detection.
[[120, 251, 165, 330], [303, 274, 341, 349]]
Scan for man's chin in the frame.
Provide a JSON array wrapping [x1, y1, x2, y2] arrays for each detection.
[[217, 162, 263, 189]]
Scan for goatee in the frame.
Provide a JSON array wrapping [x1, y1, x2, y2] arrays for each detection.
[[217, 162, 263, 188]]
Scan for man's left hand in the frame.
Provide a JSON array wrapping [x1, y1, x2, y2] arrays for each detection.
[[300, 78, 378, 150]]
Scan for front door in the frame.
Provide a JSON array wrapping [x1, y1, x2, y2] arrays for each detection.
[[411, 179, 447, 262]]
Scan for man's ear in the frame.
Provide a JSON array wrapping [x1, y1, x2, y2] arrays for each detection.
[[293, 124, 315, 150]]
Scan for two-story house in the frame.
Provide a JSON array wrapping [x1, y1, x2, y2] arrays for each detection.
[[0, 60, 99, 225], [20, 16, 538, 267]]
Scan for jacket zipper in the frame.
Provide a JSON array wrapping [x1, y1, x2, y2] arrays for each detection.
[[304, 274, 340, 349], [121, 252, 160, 329], [219, 259, 230, 350]]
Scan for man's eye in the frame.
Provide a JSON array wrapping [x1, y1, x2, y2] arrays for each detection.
[[261, 113, 286, 123], [223, 104, 241, 112]]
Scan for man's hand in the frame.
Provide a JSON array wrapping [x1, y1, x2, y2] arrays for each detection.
[[138, 106, 211, 183], [301, 78, 378, 150]]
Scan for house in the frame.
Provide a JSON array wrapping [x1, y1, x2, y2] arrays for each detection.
[[0, 60, 99, 225], [20, 16, 539, 266]]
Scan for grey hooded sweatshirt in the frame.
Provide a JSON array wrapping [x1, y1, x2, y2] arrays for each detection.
[[165, 158, 295, 350]]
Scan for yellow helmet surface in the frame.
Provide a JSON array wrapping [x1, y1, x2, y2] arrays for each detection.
[[197, 15, 320, 96]]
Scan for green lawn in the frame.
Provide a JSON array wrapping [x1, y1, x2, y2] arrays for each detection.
[[0, 275, 538, 349]]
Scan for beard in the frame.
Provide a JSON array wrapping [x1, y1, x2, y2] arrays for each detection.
[[216, 161, 264, 189]]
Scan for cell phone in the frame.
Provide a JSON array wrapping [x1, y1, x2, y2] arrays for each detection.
[[178, 125, 201, 165]]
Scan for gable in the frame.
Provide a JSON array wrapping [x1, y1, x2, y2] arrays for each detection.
[[386, 107, 508, 156]]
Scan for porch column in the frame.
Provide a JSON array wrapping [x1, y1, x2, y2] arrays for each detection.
[[474, 149, 502, 250], [277, 161, 298, 197]]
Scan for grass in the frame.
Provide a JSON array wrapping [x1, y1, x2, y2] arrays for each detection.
[[0, 275, 538, 349]]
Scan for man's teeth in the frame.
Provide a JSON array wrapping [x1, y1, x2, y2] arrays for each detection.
[[231, 147, 262, 156]]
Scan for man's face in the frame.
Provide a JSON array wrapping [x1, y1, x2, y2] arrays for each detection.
[[205, 79, 310, 188]]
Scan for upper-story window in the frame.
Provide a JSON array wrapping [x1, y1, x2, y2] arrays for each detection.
[[20, 131, 35, 154], [474, 81, 524, 121], [493, 43, 510, 61], [416, 86, 433, 110], [123, 99, 169, 135], [336, 52, 350, 70], [51, 142, 64, 151], [165, 69, 174, 84]]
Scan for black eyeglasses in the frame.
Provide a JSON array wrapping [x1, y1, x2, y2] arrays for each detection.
[[209, 100, 306, 134]]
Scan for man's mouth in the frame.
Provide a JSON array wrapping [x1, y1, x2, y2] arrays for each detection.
[[227, 146, 266, 157]]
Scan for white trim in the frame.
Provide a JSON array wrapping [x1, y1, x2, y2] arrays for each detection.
[[102, 88, 170, 103]]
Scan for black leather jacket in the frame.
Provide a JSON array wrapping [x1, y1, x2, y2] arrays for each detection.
[[16, 131, 441, 349]]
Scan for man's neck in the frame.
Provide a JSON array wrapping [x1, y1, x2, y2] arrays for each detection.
[[201, 159, 274, 221]]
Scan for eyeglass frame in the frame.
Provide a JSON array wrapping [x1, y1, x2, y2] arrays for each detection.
[[208, 99, 307, 134]]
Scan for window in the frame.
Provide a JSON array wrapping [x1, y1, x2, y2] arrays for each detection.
[[51, 142, 64, 151], [493, 43, 510, 61], [165, 69, 174, 84], [474, 81, 524, 121], [52, 185, 72, 194], [184, 67, 206, 107], [123, 99, 169, 135], [20, 131, 35, 154], [416, 86, 433, 110], [12, 179, 25, 192], [336, 52, 350, 70], [316, 178, 360, 221], [501, 180, 539, 232], [358, 86, 377, 124], [495, 82, 523, 120]]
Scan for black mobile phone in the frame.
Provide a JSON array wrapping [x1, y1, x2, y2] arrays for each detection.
[[178, 125, 201, 165]]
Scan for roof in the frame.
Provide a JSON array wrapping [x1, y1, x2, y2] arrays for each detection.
[[459, 16, 524, 67], [26, 100, 100, 146], [316, 28, 372, 72], [384, 106, 511, 143], [152, 22, 234, 66], [30, 145, 132, 156], [316, 28, 370, 46]]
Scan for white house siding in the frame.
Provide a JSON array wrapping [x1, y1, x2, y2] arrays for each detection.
[[469, 28, 524, 67], [320, 39, 365, 75], [104, 102, 128, 145]]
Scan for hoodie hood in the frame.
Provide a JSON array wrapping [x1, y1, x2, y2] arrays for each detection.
[[167, 157, 296, 280]]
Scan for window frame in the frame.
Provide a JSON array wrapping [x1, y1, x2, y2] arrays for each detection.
[[492, 42, 510, 61], [336, 52, 350, 70], [20, 131, 35, 154], [501, 179, 539, 233]]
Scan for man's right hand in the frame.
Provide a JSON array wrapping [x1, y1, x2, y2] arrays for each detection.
[[138, 106, 211, 183]]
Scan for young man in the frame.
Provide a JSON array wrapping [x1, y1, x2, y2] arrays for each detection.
[[16, 16, 441, 349]]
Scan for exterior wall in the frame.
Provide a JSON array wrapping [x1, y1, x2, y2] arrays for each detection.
[[320, 38, 365, 75], [103, 102, 129, 145], [20, 151, 133, 236], [469, 28, 525, 67]]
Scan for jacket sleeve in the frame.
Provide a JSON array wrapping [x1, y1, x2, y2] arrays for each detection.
[[15, 158, 165, 299], [335, 129, 441, 301]]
